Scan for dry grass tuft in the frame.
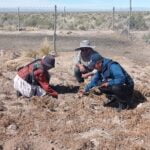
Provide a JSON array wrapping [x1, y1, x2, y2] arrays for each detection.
[[21, 49, 38, 58], [5, 57, 33, 71], [39, 38, 53, 56], [21, 38, 53, 59]]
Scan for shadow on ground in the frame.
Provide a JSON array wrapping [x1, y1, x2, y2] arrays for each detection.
[[52, 85, 80, 94], [131, 90, 147, 108], [103, 90, 147, 110]]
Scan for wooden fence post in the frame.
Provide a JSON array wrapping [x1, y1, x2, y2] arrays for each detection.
[[17, 7, 20, 31], [53, 5, 57, 55], [112, 6, 115, 30], [63, 6, 66, 29], [128, 0, 132, 38]]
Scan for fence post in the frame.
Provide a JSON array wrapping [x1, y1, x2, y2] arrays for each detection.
[[64, 7, 66, 17], [53, 5, 57, 55], [112, 6, 115, 30], [128, 0, 132, 38], [17, 7, 20, 31], [63, 6, 66, 29]]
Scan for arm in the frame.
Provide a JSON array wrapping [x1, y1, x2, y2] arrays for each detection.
[[82, 69, 97, 79], [108, 64, 126, 86], [74, 51, 81, 64], [74, 52, 87, 72], [84, 72, 102, 92], [34, 70, 58, 98]]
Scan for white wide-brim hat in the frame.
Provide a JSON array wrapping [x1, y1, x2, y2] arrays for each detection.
[[75, 40, 96, 51]]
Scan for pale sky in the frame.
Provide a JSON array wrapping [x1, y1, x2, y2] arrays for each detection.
[[0, 0, 150, 10]]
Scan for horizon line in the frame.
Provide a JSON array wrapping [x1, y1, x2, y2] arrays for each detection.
[[0, 7, 150, 12]]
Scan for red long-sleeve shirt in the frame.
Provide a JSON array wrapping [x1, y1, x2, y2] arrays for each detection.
[[18, 61, 58, 97]]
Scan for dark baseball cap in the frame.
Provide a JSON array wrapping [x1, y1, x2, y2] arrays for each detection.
[[88, 53, 103, 69], [42, 55, 55, 68]]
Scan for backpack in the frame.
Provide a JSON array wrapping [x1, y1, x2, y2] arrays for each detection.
[[18, 59, 43, 85]]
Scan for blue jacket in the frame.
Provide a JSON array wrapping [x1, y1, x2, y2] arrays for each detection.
[[84, 58, 134, 92]]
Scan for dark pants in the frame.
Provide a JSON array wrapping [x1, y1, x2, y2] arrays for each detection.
[[100, 84, 134, 103], [74, 66, 90, 83]]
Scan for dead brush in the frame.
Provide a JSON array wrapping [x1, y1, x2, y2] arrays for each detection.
[[5, 57, 34, 71], [38, 37, 53, 57], [21, 49, 38, 58], [21, 38, 52, 59]]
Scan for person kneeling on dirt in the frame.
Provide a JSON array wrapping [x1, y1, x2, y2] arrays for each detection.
[[82, 54, 134, 110], [14, 55, 58, 98], [74, 40, 102, 83]]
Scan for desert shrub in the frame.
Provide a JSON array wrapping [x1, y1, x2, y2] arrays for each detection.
[[1, 15, 8, 22], [24, 15, 39, 27], [78, 25, 87, 31], [130, 14, 148, 30], [48, 21, 54, 29], [95, 19, 103, 26], [67, 22, 75, 30], [24, 14, 48, 28], [23, 49, 38, 58], [115, 19, 128, 30], [120, 13, 128, 19], [0, 24, 3, 28], [143, 32, 150, 44], [22, 38, 52, 58], [95, 15, 105, 27], [0, 12, 149, 31], [39, 38, 52, 56], [89, 23, 95, 29]]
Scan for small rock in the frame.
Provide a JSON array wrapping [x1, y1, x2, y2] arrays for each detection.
[[6, 123, 18, 135]]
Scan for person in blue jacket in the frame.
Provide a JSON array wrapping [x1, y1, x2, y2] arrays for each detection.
[[83, 53, 134, 110]]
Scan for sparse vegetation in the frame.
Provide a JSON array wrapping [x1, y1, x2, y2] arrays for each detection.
[[143, 32, 150, 44], [22, 49, 38, 58], [22, 37, 52, 58], [39, 37, 53, 56], [0, 11, 150, 31], [130, 14, 148, 30]]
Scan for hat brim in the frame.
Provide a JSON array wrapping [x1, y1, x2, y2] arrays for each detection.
[[75, 46, 96, 51]]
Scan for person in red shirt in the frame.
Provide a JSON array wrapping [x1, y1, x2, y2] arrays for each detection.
[[14, 55, 58, 98]]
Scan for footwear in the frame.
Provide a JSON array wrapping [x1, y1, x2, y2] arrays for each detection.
[[117, 102, 124, 112], [103, 97, 116, 107], [117, 102, 129, 112]]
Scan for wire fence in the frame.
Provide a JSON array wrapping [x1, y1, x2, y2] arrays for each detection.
[[0, 7, 149, 32]]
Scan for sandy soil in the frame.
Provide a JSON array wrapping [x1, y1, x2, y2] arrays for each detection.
[[0, 31, 150, 150]]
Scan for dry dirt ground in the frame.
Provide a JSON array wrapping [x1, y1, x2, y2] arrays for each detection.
[[0, 31, 150, 150], [0, 30, 149, 65]]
